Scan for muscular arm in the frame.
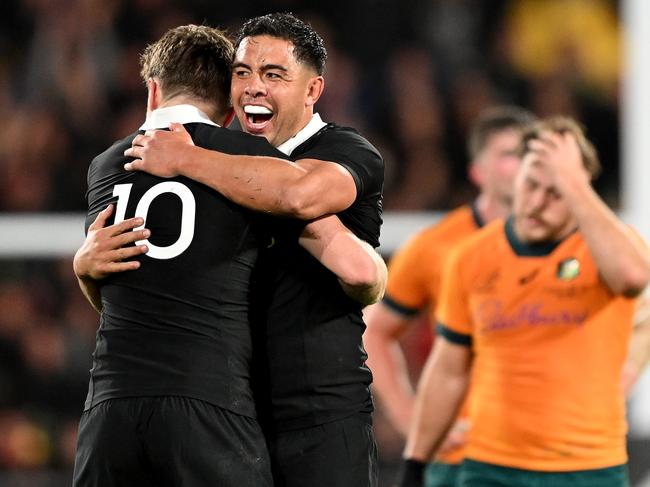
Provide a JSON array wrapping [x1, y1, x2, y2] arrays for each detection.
[[299, 215, 387, 305], [532, 133, 650, 296], [124, 123, 357, 219], [403, 338, 472, 462], [363, 303, 416, 436]]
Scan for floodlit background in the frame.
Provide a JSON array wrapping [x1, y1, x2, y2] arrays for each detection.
[[0, 0, 648, 485]]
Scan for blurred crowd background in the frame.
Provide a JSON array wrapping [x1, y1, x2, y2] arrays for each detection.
[[1, 0, 645, 486]]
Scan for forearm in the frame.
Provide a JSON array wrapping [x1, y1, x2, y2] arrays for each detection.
[[628, 324, 650, 375], [77, 276, 102, 314], [403, 344, 470, 461], [300, 216, 387, 305], [628, 298, 650, 375], [564, 181, 650, 296], [179, 146, 315, 217], [338, 244, 387, 305], [363, 322, 415, 436]]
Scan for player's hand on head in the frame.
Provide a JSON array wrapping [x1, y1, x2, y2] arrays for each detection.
[[528, 130, 587, 191], [123, 122, 193, 177], [73, 204, 150, 280]]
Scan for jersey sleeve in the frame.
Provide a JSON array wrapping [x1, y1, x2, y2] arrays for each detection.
[[299, 128, 384, 201], [383, 229, 439, 317], [436, 245, 473, 346]]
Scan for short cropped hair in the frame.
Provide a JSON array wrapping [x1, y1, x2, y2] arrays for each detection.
[[468, 106, 537, 160], [518, 116, 601, 180], [140, 24, 234, 112], [236, 12, 327, 75]]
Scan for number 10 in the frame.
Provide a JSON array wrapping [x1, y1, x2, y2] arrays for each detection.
[[113, 182, 196, 260]]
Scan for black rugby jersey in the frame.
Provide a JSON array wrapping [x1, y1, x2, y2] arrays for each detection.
[[83, 119, 287, 418], [255, 123, 384, 431]]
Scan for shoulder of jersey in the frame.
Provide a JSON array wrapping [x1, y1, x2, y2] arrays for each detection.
[[195, 124, 284, 155], [318, 124, 381, 154], [417, 205, 478, 243], [91, 132, 140, 165], [452, 218, 505, 258]]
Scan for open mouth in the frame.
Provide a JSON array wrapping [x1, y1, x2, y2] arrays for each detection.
[[243, 105, 273, 131]]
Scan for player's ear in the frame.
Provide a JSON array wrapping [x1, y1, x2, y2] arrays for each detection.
[[305, 76, 324, 107], [221, 108, 236, 128], [147, 78, 162, 113], [468, 160, 485, 188]]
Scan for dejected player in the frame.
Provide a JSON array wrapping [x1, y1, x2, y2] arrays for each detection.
[[396, 116, 650, 487]]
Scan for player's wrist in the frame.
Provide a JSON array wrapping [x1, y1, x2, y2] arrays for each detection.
[[173, 144, 201, 177], [72, 254, 90, 279], [394, 458, 426, 487]]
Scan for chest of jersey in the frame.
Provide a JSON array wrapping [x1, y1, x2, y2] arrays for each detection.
[[465, 233, 627, 351]]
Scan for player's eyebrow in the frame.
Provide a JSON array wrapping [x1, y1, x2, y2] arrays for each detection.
[[232, 62, 289, 74], [260, 64, 288, 72]]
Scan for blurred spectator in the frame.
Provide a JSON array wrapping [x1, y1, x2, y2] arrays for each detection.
[[0, 0, 623, 213], [0, 261, 95, 471]]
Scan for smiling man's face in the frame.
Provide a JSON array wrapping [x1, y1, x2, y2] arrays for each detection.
[[231, 35, 323, 148]]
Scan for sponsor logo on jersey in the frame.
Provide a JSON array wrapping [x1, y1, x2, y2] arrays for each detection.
[[477, 299, 588, 334], [519, 269, 539, 285], [557, 258, 580, 281]]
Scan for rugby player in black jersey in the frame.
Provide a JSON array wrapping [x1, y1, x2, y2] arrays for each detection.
[[72, 24, 386, 487], [122, 13, 384, 487], [89, 13, 382, 487]]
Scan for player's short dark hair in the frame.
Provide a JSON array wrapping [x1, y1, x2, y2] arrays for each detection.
[[236, 12, 327, 75], [518, 116, 601, 180], [140, 24, 234, 114], [468, 106, 537, 160]]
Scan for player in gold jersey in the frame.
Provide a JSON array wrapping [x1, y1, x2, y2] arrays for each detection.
[[364, 106, 536, 487], [396, 116, 650, 487]]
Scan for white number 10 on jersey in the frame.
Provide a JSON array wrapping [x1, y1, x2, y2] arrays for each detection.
[[113, 182, 196, 260]]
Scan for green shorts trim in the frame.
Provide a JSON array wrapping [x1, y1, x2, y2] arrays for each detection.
[[458, 458, 629, 487], [425, 462, 461, 487]]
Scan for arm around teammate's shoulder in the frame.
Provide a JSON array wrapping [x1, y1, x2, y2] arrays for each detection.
[[125, 123, 358, 219]]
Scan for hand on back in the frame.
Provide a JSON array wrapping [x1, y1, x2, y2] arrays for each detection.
[[73, 204, 150, 280]]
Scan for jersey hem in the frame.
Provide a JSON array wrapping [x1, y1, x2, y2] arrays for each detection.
[[464, 453, 628, 473], [84, 391, 256, 419]]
